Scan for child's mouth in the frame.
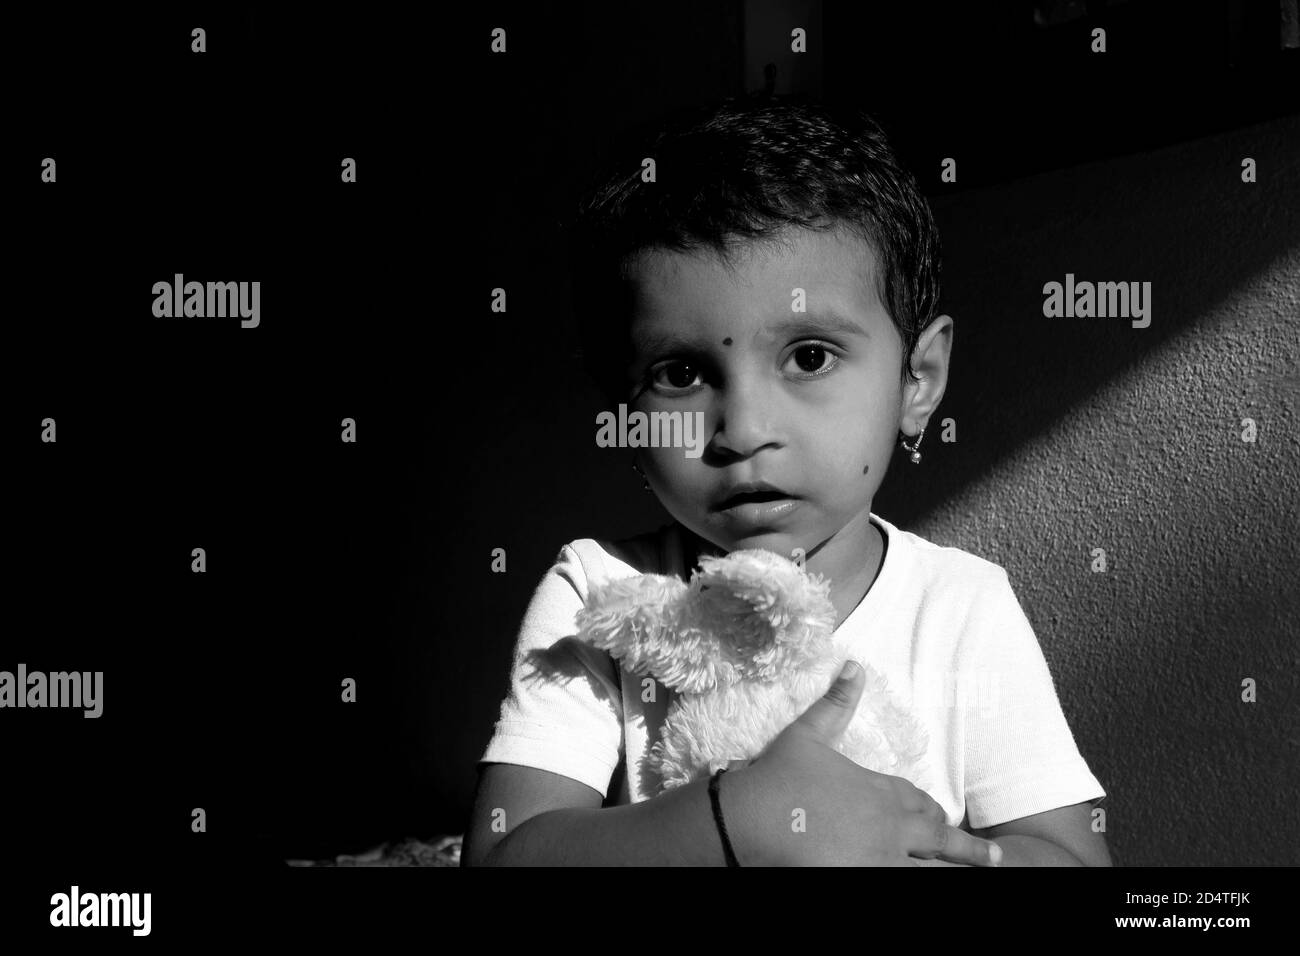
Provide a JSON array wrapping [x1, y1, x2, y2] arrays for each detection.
[[721, 491, 791, 507], [714, 485, 802, 523]]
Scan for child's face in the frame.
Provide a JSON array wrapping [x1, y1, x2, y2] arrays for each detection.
[[624, 225, 910, 563]]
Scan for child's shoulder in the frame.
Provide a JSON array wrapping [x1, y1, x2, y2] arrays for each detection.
[[875, 518, 1029, 647], [876, 513, 1010, 594], [550, 522, 687, 588]]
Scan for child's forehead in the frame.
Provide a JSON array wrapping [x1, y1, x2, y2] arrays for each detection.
[[625, 227, 885, 329]]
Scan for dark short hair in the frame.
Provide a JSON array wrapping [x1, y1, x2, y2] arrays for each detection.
[[564, 96, 943, 404]]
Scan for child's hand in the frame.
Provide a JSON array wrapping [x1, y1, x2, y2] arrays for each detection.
[[724, 662, 1002, 867]]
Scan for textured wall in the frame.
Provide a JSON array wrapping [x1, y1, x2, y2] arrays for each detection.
[[873, 113, 1300, 866]]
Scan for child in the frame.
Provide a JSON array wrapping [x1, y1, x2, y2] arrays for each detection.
[[463, 98, 1110, 867]]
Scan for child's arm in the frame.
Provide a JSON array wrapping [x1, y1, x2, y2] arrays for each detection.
[[953, 566, 1111, 865], [462, 762, 737, 866], [972, 803, 1112, 866], [914, 804, 1111, 866], [465, 665, 1005, 866]]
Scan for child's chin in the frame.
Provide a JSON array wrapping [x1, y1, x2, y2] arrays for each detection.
[[715, 528, 801, 555]]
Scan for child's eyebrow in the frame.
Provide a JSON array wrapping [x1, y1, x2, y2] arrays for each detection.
[[632, 311, 869, 356], [771, 312, 870, 341]]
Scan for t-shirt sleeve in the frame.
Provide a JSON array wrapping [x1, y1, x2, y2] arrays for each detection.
[[476, 542, 624, 798], [957, 567, 1106, 830]]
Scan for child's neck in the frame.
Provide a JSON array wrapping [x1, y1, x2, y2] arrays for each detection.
[[815, 516, 885, 630]]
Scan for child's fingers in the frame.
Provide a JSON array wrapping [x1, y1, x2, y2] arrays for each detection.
[[906, 819, 1002, 867], [791, 659, 866, 744]]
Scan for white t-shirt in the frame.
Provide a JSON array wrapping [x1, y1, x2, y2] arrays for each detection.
[[477, 513, 1105, 830]]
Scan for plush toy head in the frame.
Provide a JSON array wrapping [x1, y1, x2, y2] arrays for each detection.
[[575, 548, 930, 795]]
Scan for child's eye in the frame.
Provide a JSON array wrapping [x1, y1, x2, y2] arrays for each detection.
[[650, 361, 705, 392], [785, 343, 840, 377], [647, 344, 840, 393]]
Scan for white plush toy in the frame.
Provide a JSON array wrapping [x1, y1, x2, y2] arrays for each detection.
[[575, 548, 931, 796]]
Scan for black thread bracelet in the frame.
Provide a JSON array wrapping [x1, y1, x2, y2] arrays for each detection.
[[708, 768, 741, 867]]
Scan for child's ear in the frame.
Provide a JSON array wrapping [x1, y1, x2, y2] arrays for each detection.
[[902, 314, 953, 419]]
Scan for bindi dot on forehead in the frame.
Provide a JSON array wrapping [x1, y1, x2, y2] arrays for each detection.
[[722, 337, 733, 346]]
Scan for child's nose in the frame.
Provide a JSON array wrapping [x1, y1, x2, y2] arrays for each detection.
[[711, 380, 785, 458]]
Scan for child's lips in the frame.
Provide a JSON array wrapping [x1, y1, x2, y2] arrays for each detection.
[[717, 490, 793, 507], [714, 481, 797, 511], [715, 495, 801, 524]]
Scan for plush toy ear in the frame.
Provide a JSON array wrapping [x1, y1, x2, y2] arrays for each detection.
[[574, 573, 690, 681], [689, 549, 837, 682]]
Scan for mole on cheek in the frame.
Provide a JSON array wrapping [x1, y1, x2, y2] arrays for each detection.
[[722, 337, 732, 346]]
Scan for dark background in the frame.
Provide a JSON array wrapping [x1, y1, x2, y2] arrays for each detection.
[[6, 0, 1297, 885]]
